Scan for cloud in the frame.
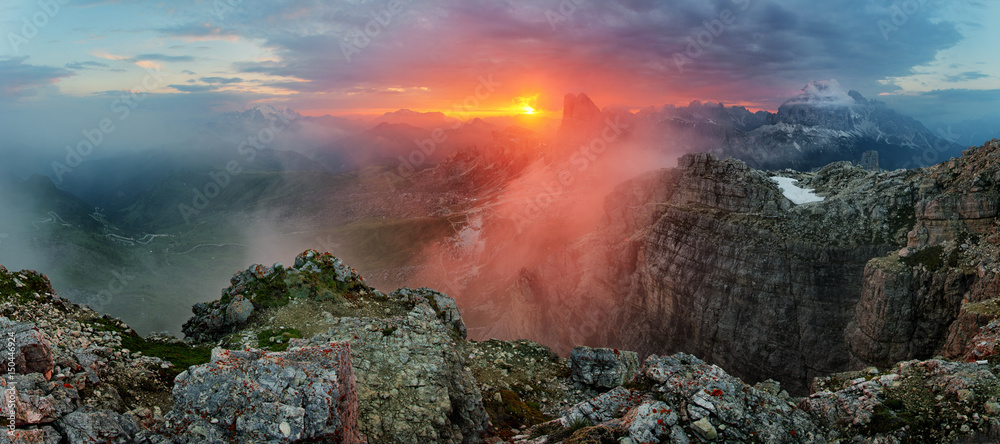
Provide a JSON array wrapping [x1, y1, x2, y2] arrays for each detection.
[[133, 53, 196, 62], [2, 0, 987, 116], [944, 71, 990, 82], [64, 61, 110, 70], [158, 22, 240, 42], [149, 0, 969, 111], [881, 88, 1000, 125], [783, 80, 855, 107], [200, 76, 243, 84], [168, 84, 220, 93], [0, 57, 74, 99], [134, 60, 163, 71]]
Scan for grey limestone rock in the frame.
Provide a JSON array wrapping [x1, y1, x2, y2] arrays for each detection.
[[570, 346, 639, 389]]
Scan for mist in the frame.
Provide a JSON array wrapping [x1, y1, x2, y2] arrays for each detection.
[[404, 101, 684, 353]]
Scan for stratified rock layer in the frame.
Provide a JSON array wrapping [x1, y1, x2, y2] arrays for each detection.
[[302, 297, 487, 443], [491, 140, 1000, 396]]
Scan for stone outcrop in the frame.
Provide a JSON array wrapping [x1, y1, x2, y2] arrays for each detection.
[[296, 295, 486, 443], [178, 251, 488, 443], [138, 344, 363, 443], [182, 250, 370, 343], [559, 93, 602, 131]]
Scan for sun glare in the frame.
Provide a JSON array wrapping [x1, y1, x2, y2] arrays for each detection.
[[513, 95, 540, 116]]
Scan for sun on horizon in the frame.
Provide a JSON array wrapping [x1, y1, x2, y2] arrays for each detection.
[[513, 95, 540, 116]]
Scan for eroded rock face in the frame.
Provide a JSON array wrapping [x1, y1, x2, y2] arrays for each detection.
[[846, 258, 974, 367], [177, 250, 488, 443], [303, 300, 487, 444], [488, 141, 1000, 395], [140, 343, 362, 443], [500, 153, 913, 394], [848, 141, 1000, 368]]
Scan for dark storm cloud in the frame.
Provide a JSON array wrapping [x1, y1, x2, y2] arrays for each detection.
[[158, 0, 967, 108]]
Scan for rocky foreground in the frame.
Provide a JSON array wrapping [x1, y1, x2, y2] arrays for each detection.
[[1, 244, 999, 443]]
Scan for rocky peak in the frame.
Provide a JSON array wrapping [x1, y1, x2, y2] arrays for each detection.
[[674, 152, 789, 215], [559, 92, 602, 132], [221, 104, 300, 123], [848, 89, 869, 105]]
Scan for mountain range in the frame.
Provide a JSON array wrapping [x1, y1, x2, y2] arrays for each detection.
[[0, 81, 979, 341]]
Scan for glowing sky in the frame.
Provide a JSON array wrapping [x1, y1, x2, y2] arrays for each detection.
[[1, 0, 997, 121]]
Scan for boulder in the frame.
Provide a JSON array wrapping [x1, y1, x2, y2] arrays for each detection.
[[1, 425, 61, 443], [570, 346, 639, 388], [57, 409, 138, 444], [1, 373, 78, 427], [1, 318, 54, 379], [389, 287, 467, 338], [561, 386, 639, 425], [223, 294, 253, 325]]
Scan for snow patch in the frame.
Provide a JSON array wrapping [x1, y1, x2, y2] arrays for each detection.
[[771, 177, 825, 205]]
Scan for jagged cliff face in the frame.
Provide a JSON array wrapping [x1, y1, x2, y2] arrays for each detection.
[[848, 140, 1000, 369], [490, 140, 1000, 395], [509, 153, 914, 394]]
